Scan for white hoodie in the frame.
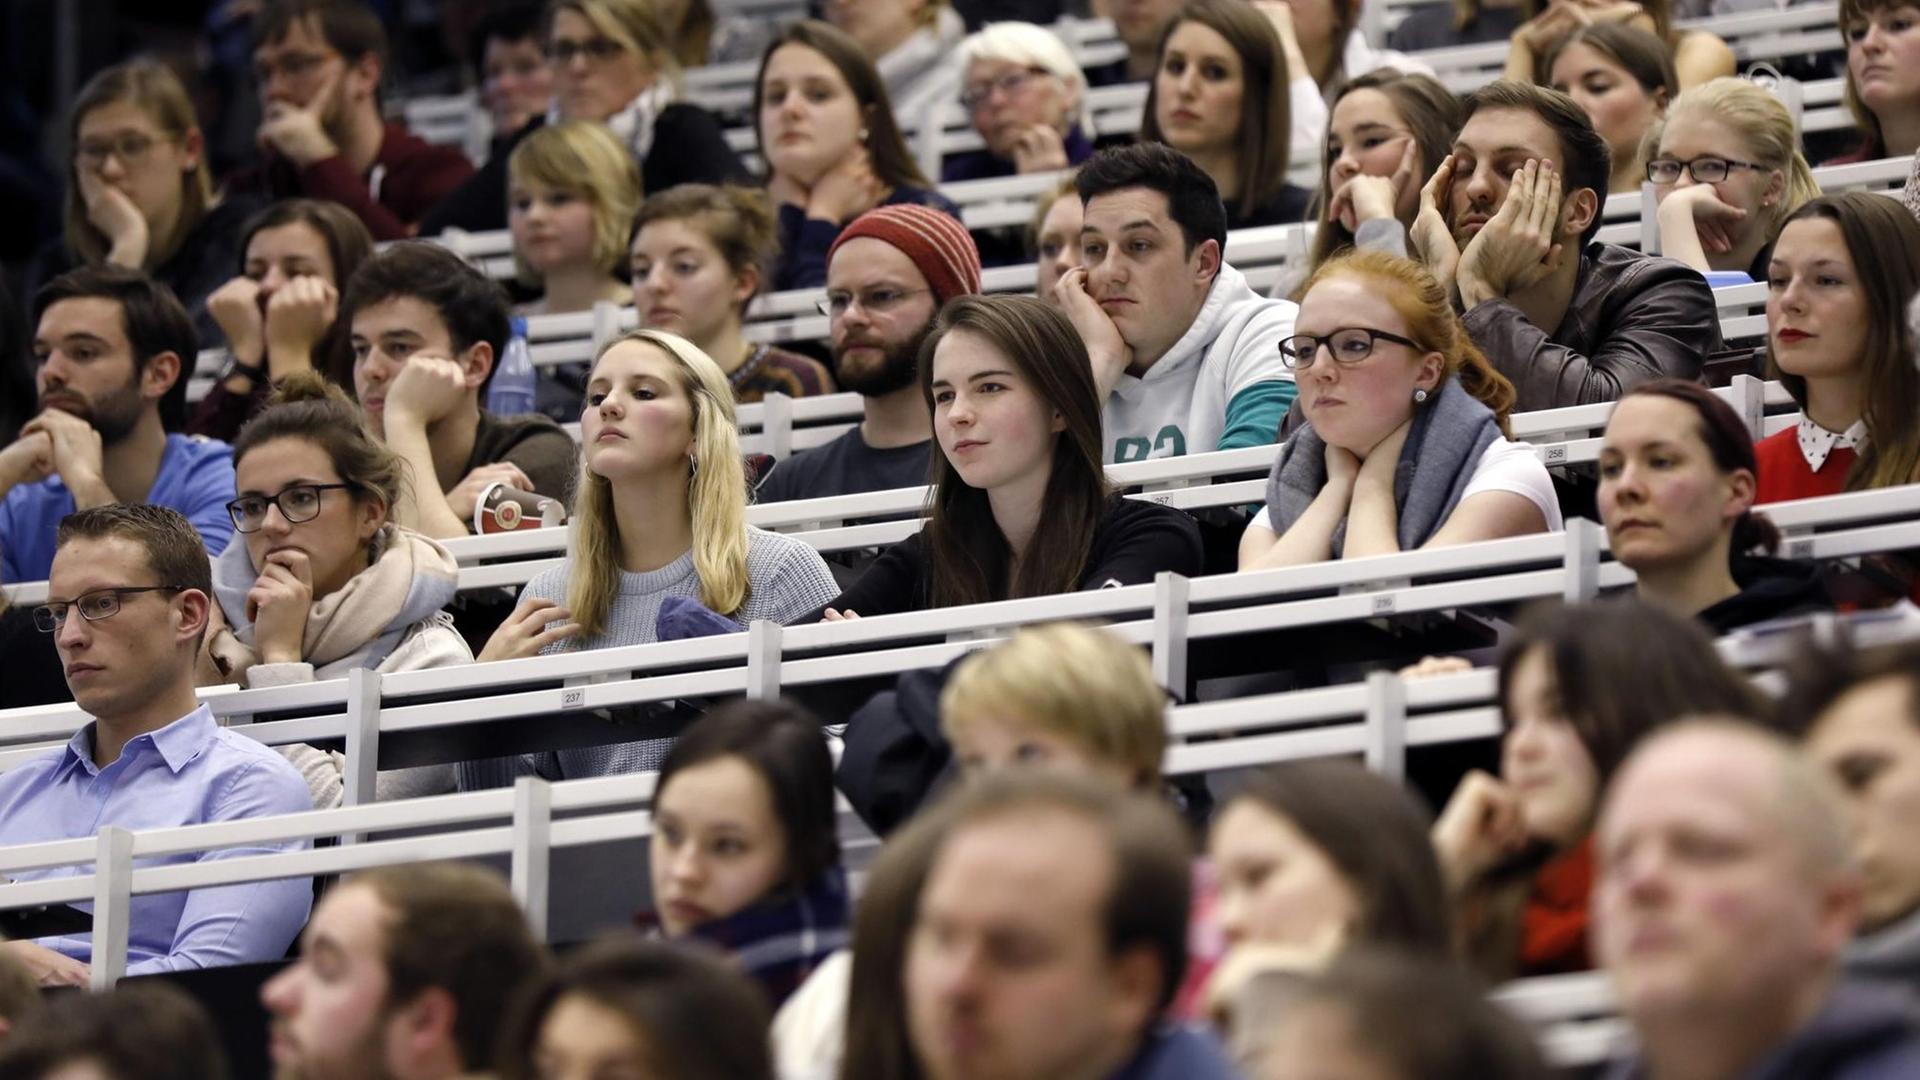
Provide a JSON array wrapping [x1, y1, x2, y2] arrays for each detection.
[[1103, 261, 1299, 463]]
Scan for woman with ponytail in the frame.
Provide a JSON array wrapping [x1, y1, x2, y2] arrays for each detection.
[[464, 330, 839, 782], [204, 372, 470, 807], [1240, 251, 1560, 571], [1597, 378, 1831, 632]]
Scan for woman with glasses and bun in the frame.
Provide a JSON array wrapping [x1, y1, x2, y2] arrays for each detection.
[[1240, 250, 1559, 571], [201, 372, 470, 808]]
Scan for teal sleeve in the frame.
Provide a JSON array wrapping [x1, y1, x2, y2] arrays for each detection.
[[1218, 380, 1296, 451]]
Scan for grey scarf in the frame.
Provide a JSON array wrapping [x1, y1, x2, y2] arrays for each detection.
[[1263, 377, 1502, 555]]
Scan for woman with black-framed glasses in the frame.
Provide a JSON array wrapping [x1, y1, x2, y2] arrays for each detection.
[[199, 372, 471, 809], [1240, 250, 1559, 571]]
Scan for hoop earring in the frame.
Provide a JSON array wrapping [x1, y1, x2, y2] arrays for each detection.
[[1413, 388, 1429, 404]]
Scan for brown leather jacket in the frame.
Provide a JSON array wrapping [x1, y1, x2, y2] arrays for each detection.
[[1461, 243, 1721, 412]]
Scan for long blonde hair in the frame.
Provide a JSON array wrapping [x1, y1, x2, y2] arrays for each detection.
[[64, 60, 215, 268], [1647, 78, 1820, 240], [566, 329, 751, 637]]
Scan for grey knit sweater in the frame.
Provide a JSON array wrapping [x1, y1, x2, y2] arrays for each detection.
[[456, 527, 839, 787]]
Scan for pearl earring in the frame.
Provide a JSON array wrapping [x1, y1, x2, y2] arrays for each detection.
[[1413, 388, 1429, 404]]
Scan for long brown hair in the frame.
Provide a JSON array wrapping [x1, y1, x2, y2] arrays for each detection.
[[1767, 193, 1920, 492], [235, 198, 375, 389], [1839, 0, 1908, 155], [1306, 70, 1460, 274], [64, 60, 215, 269], [753, 22, 931, 193], [918, 295, 1109, 608], [1225, 761, 1453, 955], [1302, 250, 1517, 433], [1140, 0, 1292, 224]]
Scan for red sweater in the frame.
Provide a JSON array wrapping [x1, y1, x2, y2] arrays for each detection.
[[230, 122, 475, 241], [1755, 426, 1855, 506]]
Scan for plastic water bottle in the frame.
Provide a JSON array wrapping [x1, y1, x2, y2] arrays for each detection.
[[487, 316, 537, 417]]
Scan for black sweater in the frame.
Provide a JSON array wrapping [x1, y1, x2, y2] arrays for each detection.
[[417, 106, 749, 236], [804, 496, 1205, 620]]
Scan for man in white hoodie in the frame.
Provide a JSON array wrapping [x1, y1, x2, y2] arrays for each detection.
[[1057, 144, 1298, 464]]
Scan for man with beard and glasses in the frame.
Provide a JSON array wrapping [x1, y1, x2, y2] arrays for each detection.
[[261, 862, 546, 1080], [238, 0, 473, 241], [1412, 81, 1720, 411], [754, 204, 983, 505], [0, 267, 236, 584]]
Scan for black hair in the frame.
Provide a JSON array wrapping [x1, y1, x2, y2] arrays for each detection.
[[1075, 142, 1228, 260], [468, 1, 547, 78], [32, 265, 196, 432], [656, 699, 841, 895], [252, 0, 389, 68], [340, 241, 513, 394]]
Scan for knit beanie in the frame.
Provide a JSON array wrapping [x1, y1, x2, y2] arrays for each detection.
[[827, 204, 982, 305]]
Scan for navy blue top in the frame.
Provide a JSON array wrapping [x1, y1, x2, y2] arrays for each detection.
[[771, 186, 965, 291], [940, 125, 1095, 183]]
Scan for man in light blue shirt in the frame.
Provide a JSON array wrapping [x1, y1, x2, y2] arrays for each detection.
[[0, 267, 236, 584], [0, 504, 311, 985]]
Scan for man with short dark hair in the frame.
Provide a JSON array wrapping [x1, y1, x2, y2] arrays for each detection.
[[344, 242, 575, 540], [904, 771, 1236, 1080], [755, 204, 982, 504], [262, 861, 547, 1080], [1779, 642, 1920, 994], [1594, 721, 1920, 1079], [1058, 143, 1296, 464], [0, 267, 235, 583], [469, 2, 553, 147], [243, 0, 474, 240], [1414, 80, 1720, 411], [0, 505, 311, 986]]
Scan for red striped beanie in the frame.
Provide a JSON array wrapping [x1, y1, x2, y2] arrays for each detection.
[[827, 204, 982, 305]]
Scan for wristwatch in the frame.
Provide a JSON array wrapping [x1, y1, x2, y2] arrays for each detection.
[[225, 352, 269, 382]]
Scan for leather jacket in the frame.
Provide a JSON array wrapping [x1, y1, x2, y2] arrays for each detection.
[[1461, 242, 1722, 412]]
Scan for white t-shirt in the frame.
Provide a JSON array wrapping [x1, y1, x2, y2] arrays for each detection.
[[1253, 437, 1562, 533]]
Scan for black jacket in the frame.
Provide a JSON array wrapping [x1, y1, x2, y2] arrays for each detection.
[[1698, 555, 1833, 634], [417, 106, 748, 236], [1462, 242, 1722, 412]]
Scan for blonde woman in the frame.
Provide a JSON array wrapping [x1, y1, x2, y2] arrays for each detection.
[[1647, 78, 1820, 279], [462, 330, 840, 782], [422, 0, 747, 235], [32, 60, 258, 345], [941, 622, 1168, 791], [508, 120, 641, 315]]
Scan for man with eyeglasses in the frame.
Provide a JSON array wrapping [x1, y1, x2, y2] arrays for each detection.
[[0, 504, 311, 987], [0, 267, 236, 585], [1412, 80, 1719, 411], [236, 0, 474, 241], [756, 204, 983, 504]]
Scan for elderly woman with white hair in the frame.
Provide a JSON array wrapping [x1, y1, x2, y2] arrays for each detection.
[[942, 21, 1095, 182]]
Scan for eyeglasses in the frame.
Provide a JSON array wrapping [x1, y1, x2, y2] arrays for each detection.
[[226, 483, 358, 533], [959, 68, 1053, 111], [817, 287, 931, 319], [1278, 327, 1421, 370], [1645, 156, 1766, 184], [252, 51, 335, 86], [74, 133, 168, 169], [33, 586, 186, 633], [545, 36, 627, 65]]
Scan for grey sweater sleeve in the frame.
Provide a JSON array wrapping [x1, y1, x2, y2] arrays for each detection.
[[1354, 217, 1411, 258]]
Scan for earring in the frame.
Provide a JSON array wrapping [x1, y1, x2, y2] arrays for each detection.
[[858, 127, 870, 142], [1413, 388, 1429, 404]]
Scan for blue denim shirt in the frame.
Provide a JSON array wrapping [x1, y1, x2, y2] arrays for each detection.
[[0, 704, 313, 974]]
